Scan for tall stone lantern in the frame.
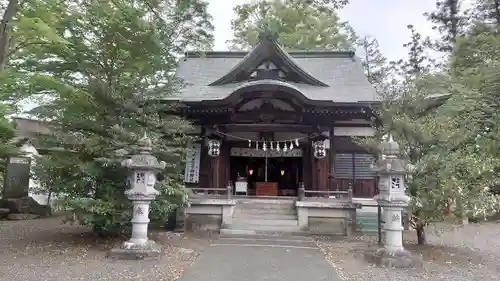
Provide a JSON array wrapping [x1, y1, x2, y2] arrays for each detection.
[[109, 133, 166, 260], [366, 134, 421, 268]]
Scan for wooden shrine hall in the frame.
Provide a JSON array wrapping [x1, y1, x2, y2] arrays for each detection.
[[168, 31, 380, 199]]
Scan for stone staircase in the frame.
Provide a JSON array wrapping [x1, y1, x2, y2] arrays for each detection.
[[220, 198, 305, 236]]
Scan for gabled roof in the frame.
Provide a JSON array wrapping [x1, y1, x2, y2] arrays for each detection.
[[209, 31, 329, 87], [168, 32, 379, 103]]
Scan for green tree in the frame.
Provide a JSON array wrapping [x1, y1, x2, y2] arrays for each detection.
[[474, 0, 500, 29], [358, 36, 390, 93], [228, 0, 357, 51], [0, 0, 67, 183], [24, 0, 213, 235], [370, 13, 500, 244], [424, 0, 469, 52]]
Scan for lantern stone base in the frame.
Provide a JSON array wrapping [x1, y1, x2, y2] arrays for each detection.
[[108, 240, 163, 260], [364, 247, 422, 268]]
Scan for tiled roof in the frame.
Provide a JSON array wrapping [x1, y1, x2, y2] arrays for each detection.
[[168, 49, 379, 103]]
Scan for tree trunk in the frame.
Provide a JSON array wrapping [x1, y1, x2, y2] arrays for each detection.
[[416, 225, 426, 245], [0, 0, 19, 71]]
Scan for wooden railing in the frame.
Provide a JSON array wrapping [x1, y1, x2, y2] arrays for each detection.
[[298, 182, 353, 202], [188, 184, 233, 200]]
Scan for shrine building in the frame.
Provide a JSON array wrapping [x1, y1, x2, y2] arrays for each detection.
[[169, 32, 379, 200]]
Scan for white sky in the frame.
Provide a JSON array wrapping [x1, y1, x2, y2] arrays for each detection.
[[208, 0, 438, 61]]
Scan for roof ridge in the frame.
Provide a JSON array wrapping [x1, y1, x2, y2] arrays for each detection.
[[183, 50, 355, 59]]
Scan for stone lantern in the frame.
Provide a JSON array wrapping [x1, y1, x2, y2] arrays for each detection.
[[109, 133, 166, 260], [366, 134, 421, 268]]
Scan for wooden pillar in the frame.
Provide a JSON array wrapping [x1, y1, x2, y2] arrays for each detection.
[[218, 144, 230, 190], [311, 137, 329, 192], [317, 157, 329, 191], [199, 145, 210, 189], [302, 139, 312, 191], [209, 155, 220, 189], [309, 138, 318, 190], [328, 127, 335, 191]]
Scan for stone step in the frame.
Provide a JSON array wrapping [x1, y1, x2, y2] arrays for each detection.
[[214, 237, 318, 248], [226, 223, 302, 232], [231, 218, 299, 227], [220, 228, 308, 237], [233, 214, 298, 220], [235, 206, 296, 212], [236, 199, 296, 205], [236, 206, 296, 212], [234, 208, 297, 215], [237, 203, 295, 209], [218, 233, 313, 241]]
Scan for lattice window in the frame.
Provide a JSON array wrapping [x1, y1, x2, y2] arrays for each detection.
[[335, 153, 375, 180], [391, 177, 401, 189], [250, 60, 287, 80], [136, 172, 146, 184]]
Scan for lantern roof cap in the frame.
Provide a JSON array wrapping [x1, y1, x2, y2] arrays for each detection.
[[380, 134, 399, 156], [138, 132, 153, 152]]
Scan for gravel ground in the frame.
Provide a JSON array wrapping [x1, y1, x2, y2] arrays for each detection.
[[315, 222, 500, 281], [0, 215, 215, 281]]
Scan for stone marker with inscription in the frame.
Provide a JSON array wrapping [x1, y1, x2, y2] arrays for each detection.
[[2, 156, 31, 198]]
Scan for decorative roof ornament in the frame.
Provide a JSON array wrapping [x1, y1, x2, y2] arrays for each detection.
[[258, 28, 279, 42], [138, 132, 153, 153], [380, 133, 400, 157]]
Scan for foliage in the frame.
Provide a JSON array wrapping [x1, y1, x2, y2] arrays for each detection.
[[0, 0, 70, 180], [228, 0, 357, 51], [361, 2, 500, 244], [424, 0, 470, 53], [358, 36, 390, 93], [21, 0, 213, 236]]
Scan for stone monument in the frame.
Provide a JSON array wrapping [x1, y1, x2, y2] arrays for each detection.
[[365, 134, 422, 268], [109, 133, 166, 260]]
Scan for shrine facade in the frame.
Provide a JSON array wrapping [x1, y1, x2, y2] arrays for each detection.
[[170, 32, 380, 199]]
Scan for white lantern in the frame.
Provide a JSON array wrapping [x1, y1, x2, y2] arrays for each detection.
[[313, 140, 326, 159], [207, 139, 221, 157]]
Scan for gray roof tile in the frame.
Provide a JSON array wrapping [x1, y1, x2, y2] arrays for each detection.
[[168, 52, 378, 103]]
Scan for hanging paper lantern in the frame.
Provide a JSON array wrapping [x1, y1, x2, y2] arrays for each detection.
[[313, 140, 326, 159], [276, 143, 280, 151], [290, 142, 295, 150], [270, 142, 274, 150], [295, 139, 299, 147], [248, 140, 251, 147], [263, 142, 267, 151], [283, 142, 288, 152], [207, 139, 221, 157]]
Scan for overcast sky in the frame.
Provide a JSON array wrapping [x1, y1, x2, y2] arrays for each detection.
[[208, 0, 438, 61]]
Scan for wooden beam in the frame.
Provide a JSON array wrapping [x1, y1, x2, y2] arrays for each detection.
[[219, 123, 326, 133]]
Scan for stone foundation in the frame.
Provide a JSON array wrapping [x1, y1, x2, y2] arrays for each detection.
[[308, 217, 346, 235], [185, 214, 222, 232], [296, 200, 360, 236], [184, 198, 236, 233], [0, 196, 51, 217], [364, 247, 423, 268], [108, 240, 163, 260]]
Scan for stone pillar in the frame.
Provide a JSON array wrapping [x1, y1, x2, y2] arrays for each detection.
[[109, 133, 166, 260], [365, 134, 421, 268]]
